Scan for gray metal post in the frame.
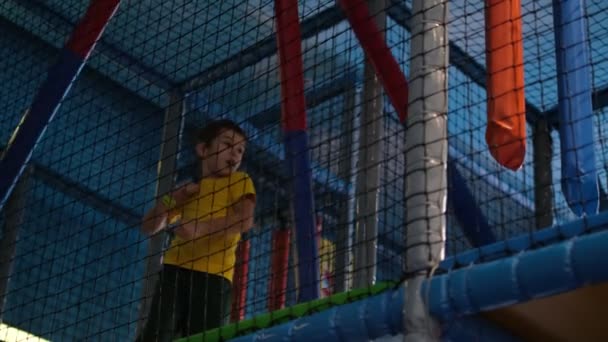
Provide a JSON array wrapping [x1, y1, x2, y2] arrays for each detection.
[[335, 85, 357, 293], [404, 0, 448, 340], [0, 165, 31, 319], [136, 91, 184, 336], [353, 0, 385, 290], [533, 117, 554, 229]]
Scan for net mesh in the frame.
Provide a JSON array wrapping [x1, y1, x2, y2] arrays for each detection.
[[0, 0, 607, 341]]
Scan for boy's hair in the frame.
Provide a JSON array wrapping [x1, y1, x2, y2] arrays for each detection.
[[197, 119, 247, 145]]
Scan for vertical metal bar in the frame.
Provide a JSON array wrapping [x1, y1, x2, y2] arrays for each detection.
[[136, 90, 184, 336], [533, 117, 554, 229], [231, 237, 250, 322], [353, 0, 385, 290], [0, 166, 32, 319], [404, 0, 448, 340], [337, 0, 409, 123], [268, 228, 290, 311], [334, 85, 357, 293]]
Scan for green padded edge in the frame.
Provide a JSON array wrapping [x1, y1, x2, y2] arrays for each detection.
[[175, 281, 396, 342]]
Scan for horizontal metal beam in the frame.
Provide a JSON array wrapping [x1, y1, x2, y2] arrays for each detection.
[[249, 73, 357, 127], [31, 163, 141, 227], [386, 0, 544, 124], [0, 0, 171, 108], [18, 0, 174, 90], [180, 6, 346, 92], [543, 85, 608, 128], [0, 15, 164, 111]]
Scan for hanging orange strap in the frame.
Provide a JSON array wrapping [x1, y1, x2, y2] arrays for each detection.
[[485, 0, 526, 170]]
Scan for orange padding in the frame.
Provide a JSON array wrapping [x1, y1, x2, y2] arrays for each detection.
[[268, 229, 291, 311], [484, 282, 608, 341], [485, 0, 526, 171], [231, 239, 250, 322]]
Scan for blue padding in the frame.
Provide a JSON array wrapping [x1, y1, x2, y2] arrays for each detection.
[[331, 300, 368, 338], [465, 259, 521, 310], [231, 288, 405, 342], [0, 48, 84, 210], [453, 249, 480, 267], [478, 241, 508, 261], [234, 224, 608, 341], [426, 228, 608, 321], [284, 130, 319, 301], [571, 233, 608, 284], [443, 316, 521, 342], [448, 162, 496, 247], [553, 0, 598, 216], [290, 313, 341, 342], [445, 267, 473, 316], [440, 210, 608, 269], [363, 290, 396, 338], [250, 321, 292, 341], [516, 241, 579, 297]]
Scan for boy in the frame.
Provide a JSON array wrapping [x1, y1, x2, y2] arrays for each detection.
[[139, 119, 256, 341]]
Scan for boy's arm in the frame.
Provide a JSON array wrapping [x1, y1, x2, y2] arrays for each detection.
[[141, 182, 200, 236], [141, 201, 170, 236], [174, 194, 255, 240]]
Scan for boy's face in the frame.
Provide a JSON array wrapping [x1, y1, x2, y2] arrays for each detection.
[[197, 129, 246, 177]]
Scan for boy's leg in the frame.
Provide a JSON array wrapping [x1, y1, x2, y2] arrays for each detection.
[[183, 272, 232, 337], [137, 265, 182, 342]]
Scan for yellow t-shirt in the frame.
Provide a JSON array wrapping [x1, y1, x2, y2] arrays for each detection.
[[162, 172, 255, 282], [319, 238, 335, 276], [319, 238, 335, 297]]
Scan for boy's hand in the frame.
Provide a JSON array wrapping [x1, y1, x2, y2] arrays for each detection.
[[171, 183, 199, 206], [172, 220, 199, 240]]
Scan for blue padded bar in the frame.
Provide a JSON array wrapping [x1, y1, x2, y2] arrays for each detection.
[[230, 288, 405, 342], [426, 228, 608, 321], [440, 211, 608, 270], [516, 241, 579, 297], [233, 226, 608, 341], [443, 316, 521, 342], [291, 313, 339, 342], [284, 130, 319, 301], [571, 232, 608, 284], [553, 0, 598, 216], [232, 214, 608, 341]]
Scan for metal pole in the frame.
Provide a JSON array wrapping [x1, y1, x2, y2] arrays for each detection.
[[404, 0, 448, 340], [180, 7, 344, 93], [0, 166, 32, 319], [353, 0, 385, 290], [533, 117, 554, 229], [136, 90, 184, 336], [334, 85, 357, 293]]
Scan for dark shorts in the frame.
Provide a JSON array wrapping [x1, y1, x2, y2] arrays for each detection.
[[137, 265, 232, 342]]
